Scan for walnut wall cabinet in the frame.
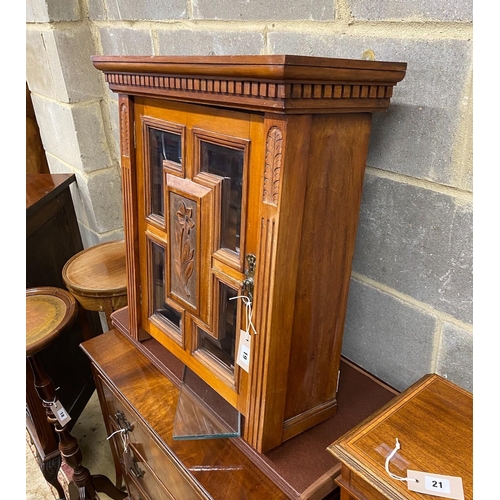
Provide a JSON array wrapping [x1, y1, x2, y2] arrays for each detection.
[[92, 55, 406, 454]]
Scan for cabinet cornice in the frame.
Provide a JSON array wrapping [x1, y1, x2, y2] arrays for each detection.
[[92, 55, 406, 114]]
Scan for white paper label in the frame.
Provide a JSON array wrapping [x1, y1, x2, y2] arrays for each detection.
[[52, 399, 72, 427], [407, 470, 464, 499], [123, 446, 133, 471], [236, 329, 251, 372]]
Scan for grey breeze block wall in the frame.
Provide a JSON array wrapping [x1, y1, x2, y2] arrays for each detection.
[[26, 0, 473, 394]]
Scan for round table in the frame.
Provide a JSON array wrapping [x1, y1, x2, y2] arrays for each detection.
[[62, 239, 127, 329], [26, 286, 127, 500]]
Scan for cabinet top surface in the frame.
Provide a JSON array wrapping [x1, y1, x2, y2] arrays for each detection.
[[26, 173, 76, 214], [92, 54, 407, 75], [92, 54, 406, 114], [328, 374, 472, 499]]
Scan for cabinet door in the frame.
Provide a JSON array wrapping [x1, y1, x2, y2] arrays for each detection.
[[134, 98, 263, 414]]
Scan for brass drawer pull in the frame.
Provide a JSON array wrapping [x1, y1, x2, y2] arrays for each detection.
[[130, 457, 145, 479], [115, 410, 133, 432]]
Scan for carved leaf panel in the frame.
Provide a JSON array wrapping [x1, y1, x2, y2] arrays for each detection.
[[169, 193, 198, 307], [263, 126, 283, 206], [120, 101, 130, 158]]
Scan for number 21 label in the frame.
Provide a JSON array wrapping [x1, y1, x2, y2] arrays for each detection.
[[425, 476, 451, 494], [407, 470, 464, 499]]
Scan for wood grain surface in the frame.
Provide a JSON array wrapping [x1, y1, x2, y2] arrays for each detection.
[[328, 375, 472, 500]]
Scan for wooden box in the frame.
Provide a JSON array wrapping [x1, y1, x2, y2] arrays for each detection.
[[327, 374, 472, 500]]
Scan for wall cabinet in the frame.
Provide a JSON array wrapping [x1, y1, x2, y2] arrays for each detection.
[[91, 55, 406, 454]]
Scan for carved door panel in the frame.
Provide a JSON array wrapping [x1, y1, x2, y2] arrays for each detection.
[[134, 98, 264, 413]]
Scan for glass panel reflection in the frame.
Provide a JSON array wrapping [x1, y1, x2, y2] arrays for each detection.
[[200, 141, 244, 255], [172, 367, 241, 441], [197, 282, 237, 371], [151, 241, 181, 331], [148, 128, 182, 217]]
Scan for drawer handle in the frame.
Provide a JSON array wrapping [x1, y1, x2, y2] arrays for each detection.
[[115, 410, 133, 432], [130, 457, 145, 479]]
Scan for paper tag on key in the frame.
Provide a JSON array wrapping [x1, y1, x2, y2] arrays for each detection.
[[123, 446, 133, 472], [407, 470, 464, 499], [52, 400, 72, 427], [236, 330, 251, 372]]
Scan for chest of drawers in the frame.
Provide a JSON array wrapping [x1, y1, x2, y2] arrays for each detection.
[[80, 307, 400, 499]]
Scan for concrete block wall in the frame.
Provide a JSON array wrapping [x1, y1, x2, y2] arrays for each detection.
[[26, 0, 473, 393]]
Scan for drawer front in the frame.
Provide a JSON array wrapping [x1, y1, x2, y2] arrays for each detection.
[[114, 437, 174, 500], [98, 375, 208, 500], [351, 474, 391, 500], [126, 475, 153, 500], [336, 468, 389, 500]]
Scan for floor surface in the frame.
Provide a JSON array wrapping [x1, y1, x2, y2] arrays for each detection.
[[26, 390, 118, 500]]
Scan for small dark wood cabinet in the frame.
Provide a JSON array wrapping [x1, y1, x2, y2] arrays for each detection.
[[26, 174, 102, 486]]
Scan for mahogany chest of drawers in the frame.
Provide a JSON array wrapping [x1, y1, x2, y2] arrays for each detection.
[[80, 307, 400, 500]]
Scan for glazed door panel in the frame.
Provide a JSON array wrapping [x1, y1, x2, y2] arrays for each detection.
[[134, 97, 263, 414]]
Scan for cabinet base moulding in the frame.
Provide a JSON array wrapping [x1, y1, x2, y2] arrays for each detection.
[[283, 399, 338, 442]]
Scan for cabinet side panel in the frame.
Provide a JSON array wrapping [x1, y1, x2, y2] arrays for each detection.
[[246, 114, 312, 453], [284, 113, 372, 423]]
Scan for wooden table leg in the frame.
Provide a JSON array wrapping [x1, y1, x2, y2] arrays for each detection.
[[28, 355, 127, 500], [27, 355, 65, 499], [37, 450, 65, 500]]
